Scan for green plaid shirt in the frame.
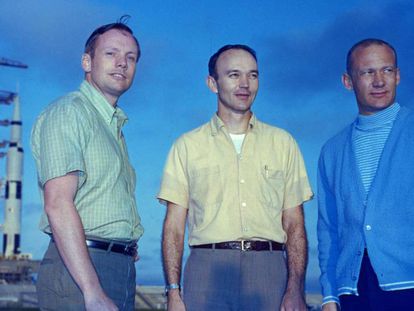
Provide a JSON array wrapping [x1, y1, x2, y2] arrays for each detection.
[[31, 81, 143, 241]]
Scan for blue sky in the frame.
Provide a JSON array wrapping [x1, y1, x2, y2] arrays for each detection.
[[1, 0, 413, 292]]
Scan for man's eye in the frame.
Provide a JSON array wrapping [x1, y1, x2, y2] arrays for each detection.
[[229, 73, 239, 78], [360, 70, 373, 76]]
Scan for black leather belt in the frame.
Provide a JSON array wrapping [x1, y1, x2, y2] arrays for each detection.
[[51, 237, 137, 257], [191, 240, 284, 251], [85, 239, 137, 257]]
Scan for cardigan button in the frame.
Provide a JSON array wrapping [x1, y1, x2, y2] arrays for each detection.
[[365, 225, 372, 231]]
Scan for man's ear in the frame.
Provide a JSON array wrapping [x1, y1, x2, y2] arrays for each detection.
[[81, 53, 92, 73], [206, 75, 218, 94], [342, 73, 353, 90], [395, 67, 401, 86]]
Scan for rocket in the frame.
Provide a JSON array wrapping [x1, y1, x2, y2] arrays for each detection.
[[2, 94, 23, 258]]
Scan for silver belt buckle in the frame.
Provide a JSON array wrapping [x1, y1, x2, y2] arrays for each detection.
[[241, 240, 251, 251]]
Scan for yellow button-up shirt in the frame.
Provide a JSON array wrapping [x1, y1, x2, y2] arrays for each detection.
[[158, 114, 313, 245], [31, 81, 143, 241]]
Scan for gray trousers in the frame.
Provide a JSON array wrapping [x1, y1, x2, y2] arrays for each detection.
[[36, 241, 136, 311], [183, 248, 287, 311]]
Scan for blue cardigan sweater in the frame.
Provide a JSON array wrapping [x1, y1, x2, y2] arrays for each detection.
[[317, 106, 414, 304]]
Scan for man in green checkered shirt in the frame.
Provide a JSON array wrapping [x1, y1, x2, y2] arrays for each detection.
[[31, 18, 143, 311]]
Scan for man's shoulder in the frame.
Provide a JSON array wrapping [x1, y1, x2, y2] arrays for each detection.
[[31, 90, 91, 149], [42, 90, 86, 114], [256, 119, 291, 135], [38, 89, 94, 122], [399, 105, 414, 122], [176, 120, 211, 143], [254, 118, 298, 144], [320, 123, 353, 157]]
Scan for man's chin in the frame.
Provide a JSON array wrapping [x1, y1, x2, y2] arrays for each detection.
[[111, 85, 130, 96], [360, 102, 393, 115]]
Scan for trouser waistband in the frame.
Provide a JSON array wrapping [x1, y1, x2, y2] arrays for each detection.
[[191, 240, 284, 251], [50, 237, 137, 257]]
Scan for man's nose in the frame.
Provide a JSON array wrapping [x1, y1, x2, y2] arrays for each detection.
[[239, 75, 249, 88], [372, 71, 385, 87], [116, 55, 127, 68]]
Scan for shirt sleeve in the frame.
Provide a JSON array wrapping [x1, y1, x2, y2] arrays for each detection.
[[32, 103, 88, 189], [283, 135, 313, 209], [317, 149, 340, 304], [157, 138, 189, 208]]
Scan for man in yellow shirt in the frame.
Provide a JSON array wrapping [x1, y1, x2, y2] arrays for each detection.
[[158, 44, 313, 311]]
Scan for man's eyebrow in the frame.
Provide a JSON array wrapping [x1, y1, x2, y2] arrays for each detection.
[[225, 69, 259, 74], [226, 69, 241, 73], [102, 46, 137, 54], [358, 65, 396, 71]]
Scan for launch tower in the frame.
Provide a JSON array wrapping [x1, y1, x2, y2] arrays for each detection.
[[0, 58, 26, 259]]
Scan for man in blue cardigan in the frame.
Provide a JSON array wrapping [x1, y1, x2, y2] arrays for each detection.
[[317, 38, 414, 310]]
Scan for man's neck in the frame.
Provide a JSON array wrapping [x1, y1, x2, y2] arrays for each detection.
[[217, 110, 252, 134], [84, 77, 119, 107]]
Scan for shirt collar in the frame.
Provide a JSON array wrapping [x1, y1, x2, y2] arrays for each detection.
[[210, 113, 256, 136], [356, 102, 400, 130], [79, 80, 128, 127]]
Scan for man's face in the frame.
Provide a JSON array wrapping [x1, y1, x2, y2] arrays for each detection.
[[82, 29, 139, 106], [342, 44, 400, 115], [208, 49, 259, 115]]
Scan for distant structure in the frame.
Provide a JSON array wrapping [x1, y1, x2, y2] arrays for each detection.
[[0, 58, 26, 259], [2, 93, 23, 258], [0, 57, 40, 309], [0, 58, 28, 69], [0, 91, 15, 105]]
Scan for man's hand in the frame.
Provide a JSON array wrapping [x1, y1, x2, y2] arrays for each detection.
[[84, 288, 119, 311], [280, 288, 307, 311], [322, 302, 339, 311], [167, 290, 186, 311], [134, 245, 140, 262]]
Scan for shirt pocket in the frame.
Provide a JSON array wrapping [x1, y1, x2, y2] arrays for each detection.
[[260, 166, 285, 216], [189, 165, 223, 229]]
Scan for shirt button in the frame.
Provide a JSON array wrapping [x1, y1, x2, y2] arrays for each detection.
[[357, 251, 362, 256], [352, 276, 357, 281], [240, 179, 245, 184], [243, 227, 248, 232], [241, 202, 247, 207], [365, 225, 372, 231]]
